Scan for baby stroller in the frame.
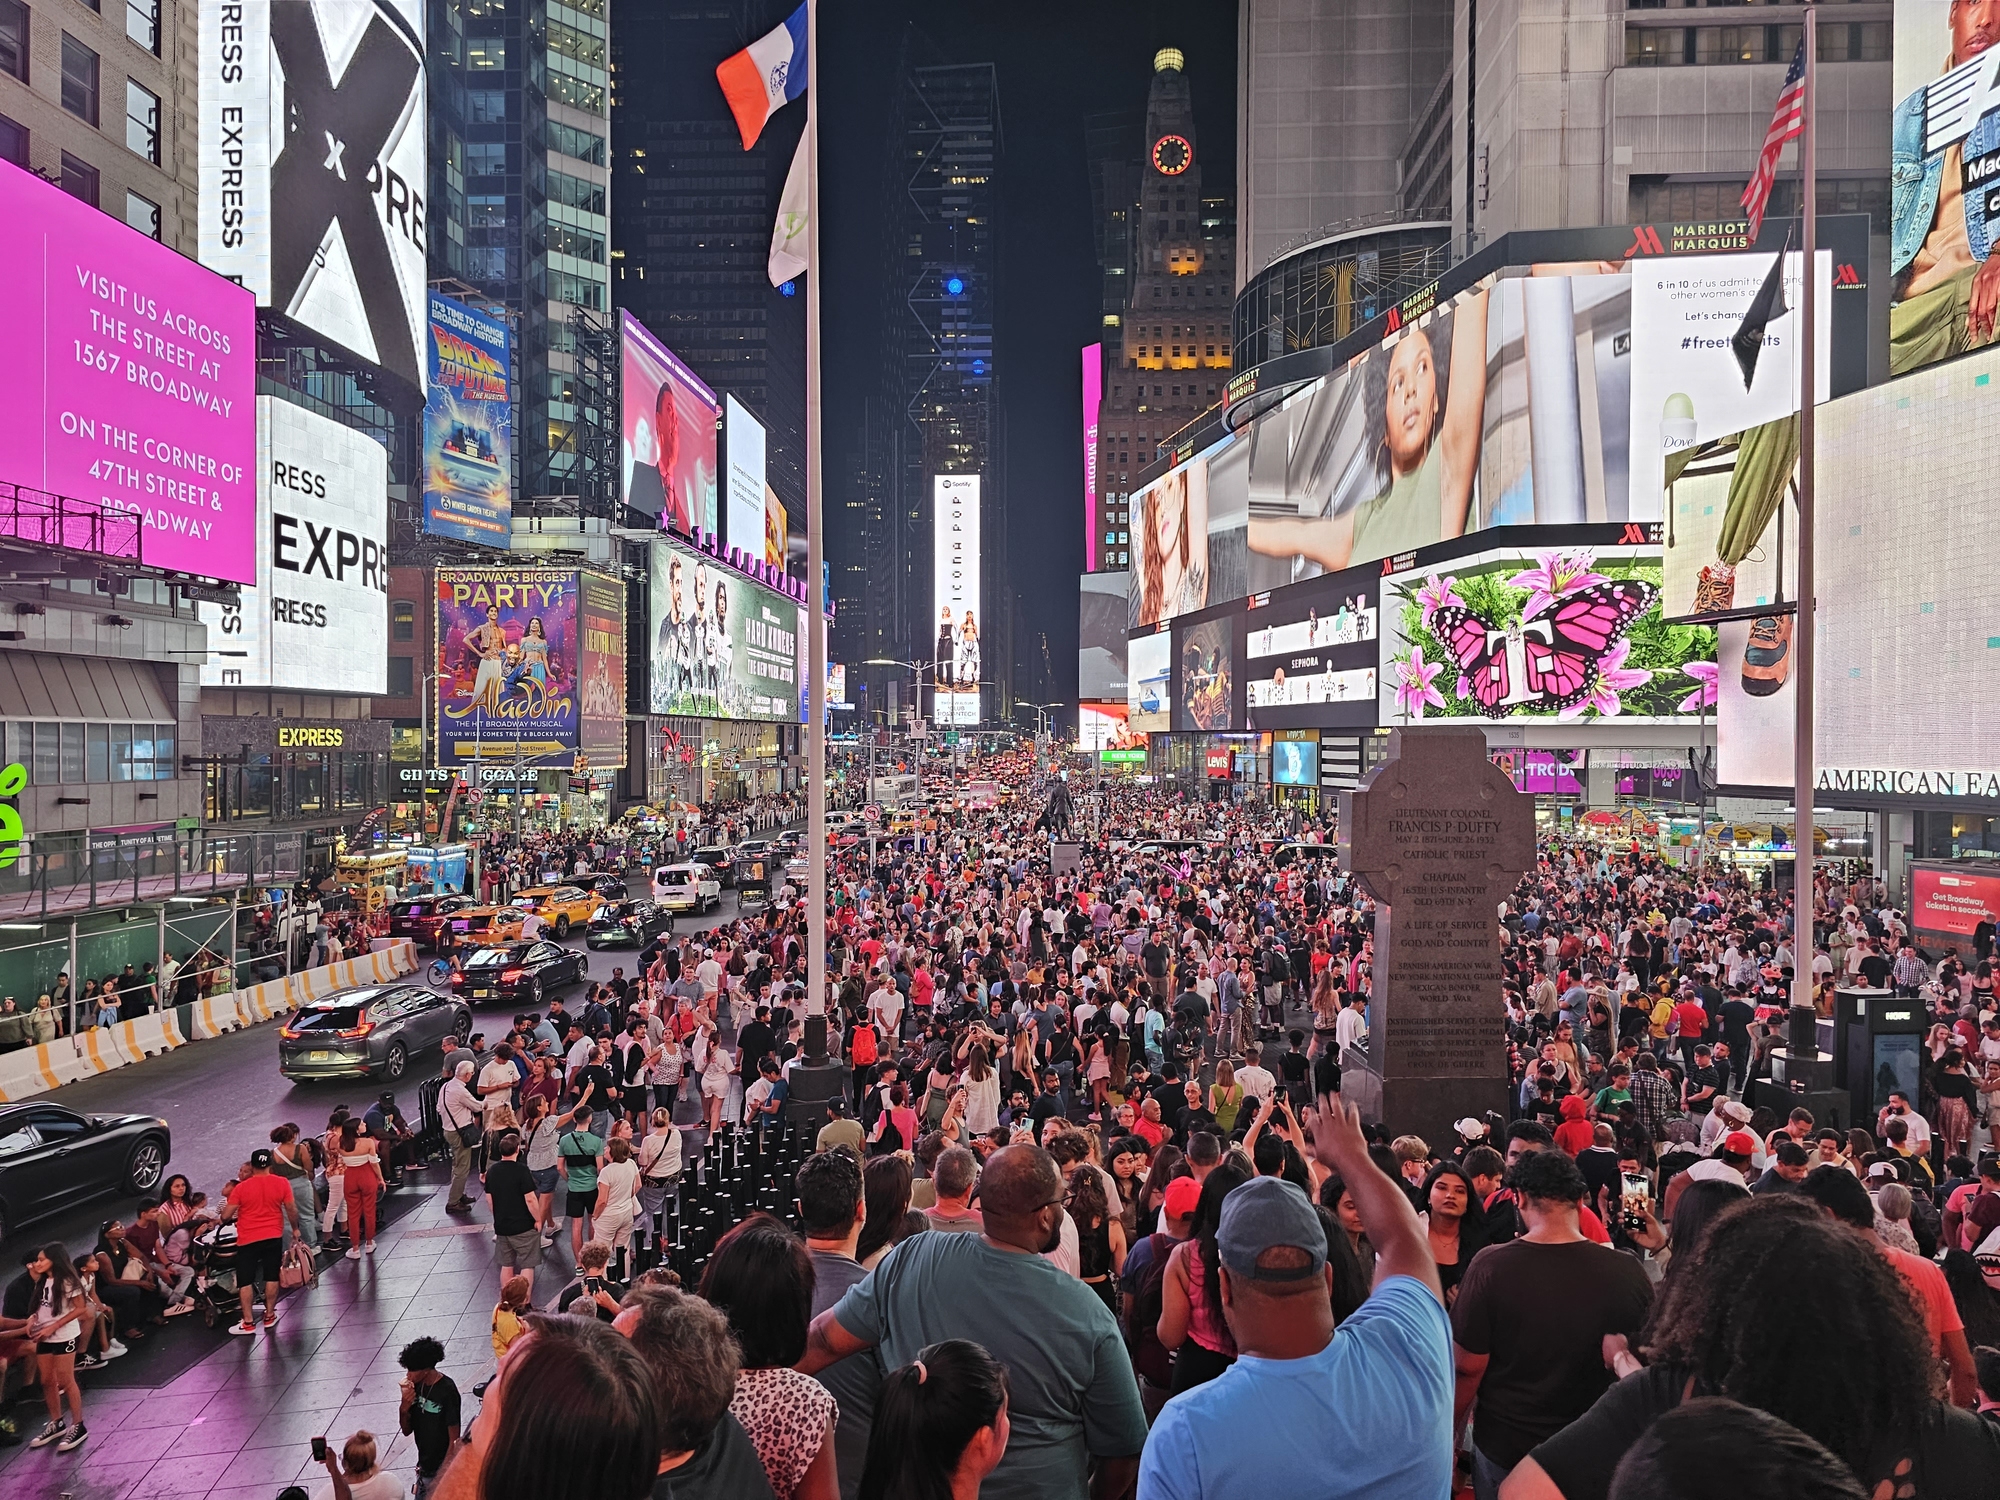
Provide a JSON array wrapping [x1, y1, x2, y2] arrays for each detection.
[[182, 1222, 246, 1328]]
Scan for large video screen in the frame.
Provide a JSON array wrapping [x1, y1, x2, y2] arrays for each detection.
[[435, 567, 584, 767], [620, 311, 719, 534], [199, 399, 387, 693], [1174, 617, 1234, 732], [647, 536, 806, 723], [1079, 571, 1130, 700], [1719, 346, 2000, 792], [199, 1, 428, 392], [0, 160, 257, 583], [423, 293, 512, 547], [1273, 729, 1319, 786], [1244, 572, 1380, 730], [724, 396, 767, 560], [933, 475, 982, 727], [578, 571, 627, 768], [1127, 626, 1171, 734], [1891, 1, 2000, 380], [1079, 700, 1142, 752], [1911, 866, 2000, 951], [1379, 541, 1717, 726]]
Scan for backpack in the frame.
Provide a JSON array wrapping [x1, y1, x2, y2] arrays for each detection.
[[1123, 1233, 1177, 1387], [851, 1025, 878, 1067], [872, 1112, 905, 1157]]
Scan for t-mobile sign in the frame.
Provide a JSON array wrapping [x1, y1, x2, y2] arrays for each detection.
[[0, 160, 257, 583]]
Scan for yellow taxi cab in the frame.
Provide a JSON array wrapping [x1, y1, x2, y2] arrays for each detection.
[[512, 885, 600, 938], [443, 905, 528, 945]]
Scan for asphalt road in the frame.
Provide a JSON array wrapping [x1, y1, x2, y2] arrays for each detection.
[[2, 889, 764, 1260]]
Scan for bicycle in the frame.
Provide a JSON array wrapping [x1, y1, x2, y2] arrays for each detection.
[[426, 957, 458, 989]]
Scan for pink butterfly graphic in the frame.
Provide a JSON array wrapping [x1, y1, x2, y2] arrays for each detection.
[[1428, 580, 1657, 716]]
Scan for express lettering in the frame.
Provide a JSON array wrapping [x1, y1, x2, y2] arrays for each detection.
[[272, 512, 385, 589]]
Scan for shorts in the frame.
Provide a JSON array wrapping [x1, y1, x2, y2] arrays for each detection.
[[497, 1228, 544, 1271], [701, 1076, 728, 1100], [566, 1188, 600, 1219], [36, 1337, 79, 1356], [237, 1236, 283, 1288], [531, 1166, 560, 1197]]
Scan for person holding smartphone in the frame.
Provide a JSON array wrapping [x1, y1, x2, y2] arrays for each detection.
[[311, 1430, 405, 1500]]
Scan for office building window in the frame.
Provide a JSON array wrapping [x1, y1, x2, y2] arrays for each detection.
[[61, 34, 99, 125], [125, 78, 158, 163], [60, 151, 99, 206], [0, 0, 26, 82], [6, 721, 176, 784], [391, 599, 416, 641], [387, 656, 414, 697], [0, 112, 25, 167], [124, 189, 158, 238], [125, 0, 158, 53]]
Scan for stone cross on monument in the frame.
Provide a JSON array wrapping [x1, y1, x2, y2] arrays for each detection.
[[1338, 727, 1535, 1152]]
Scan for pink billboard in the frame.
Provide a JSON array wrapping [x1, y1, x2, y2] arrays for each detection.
[[0, 160, 257, 584], [1081, 343, 1101, 571]]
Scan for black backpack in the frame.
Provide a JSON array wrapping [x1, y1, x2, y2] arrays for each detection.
[[1123, 1233, 1177, 1387]]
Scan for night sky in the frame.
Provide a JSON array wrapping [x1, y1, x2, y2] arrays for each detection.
[[817, 0, 1240, 718]]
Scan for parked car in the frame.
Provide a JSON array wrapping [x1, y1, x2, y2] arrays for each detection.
[[653, 863, 722, 914], [511, 884, 600, 938], [455, 940, 587, 1006], [388, 893, 479, 951], [0, 1102, 171, 1245], [585, 899, 674, 949], [690, 846, 736, 888], [442, 905, 528, 946], [278, 985, 471, 1083]]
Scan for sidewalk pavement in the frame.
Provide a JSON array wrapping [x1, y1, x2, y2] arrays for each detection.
[[1, 1177, 515, 1500]]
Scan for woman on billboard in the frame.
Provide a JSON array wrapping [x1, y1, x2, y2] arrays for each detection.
[[1136, 461, 1208, 627], [955, 609, 981, 690], [626, 376, 687, 531], [1247, 288, 1489, 573]]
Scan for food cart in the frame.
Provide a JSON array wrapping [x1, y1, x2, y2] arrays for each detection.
[[405, 843, 472, 896], [334, 848, 410, 915]]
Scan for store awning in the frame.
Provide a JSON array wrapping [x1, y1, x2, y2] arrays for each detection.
[[0, 650, 175, 721]]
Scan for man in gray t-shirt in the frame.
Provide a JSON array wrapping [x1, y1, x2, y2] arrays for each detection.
[[797, 1149, 878, 1500], [799, 1146, 1147, 1500]]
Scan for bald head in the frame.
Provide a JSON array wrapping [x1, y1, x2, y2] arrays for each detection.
[[977, 1144, 1061, 1221]]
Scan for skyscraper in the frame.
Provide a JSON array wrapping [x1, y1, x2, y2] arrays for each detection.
[[1091, 48, 1234, 574], [852, 50, 1010, 724]]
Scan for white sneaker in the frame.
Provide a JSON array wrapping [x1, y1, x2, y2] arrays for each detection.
[[345, 1247, 363, 1260], [363, 1241, 376, 1255], [103, 1340, 128, 1360]]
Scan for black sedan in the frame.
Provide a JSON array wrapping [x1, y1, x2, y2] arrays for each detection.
[[0, 1101, 171, 1245], [585, 899, 674, 949], [454, 940, 587, 1008], [279, 984, 471, 1083], [590, 876, 629, 901], [691, 846, 736, 887]]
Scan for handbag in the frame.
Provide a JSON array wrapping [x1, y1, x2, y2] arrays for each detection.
[[280, 1241, 318, 1290]]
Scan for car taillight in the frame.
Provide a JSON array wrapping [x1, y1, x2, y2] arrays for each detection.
[[449, 972, 466, 987], [338, 1021, 374, 1039], [280, 1024, 301, 1039], [623, 917, 638, 927], [501, 968, 526, 983]]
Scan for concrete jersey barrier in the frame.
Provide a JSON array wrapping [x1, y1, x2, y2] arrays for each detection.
[[0, 940, 419, 1104]]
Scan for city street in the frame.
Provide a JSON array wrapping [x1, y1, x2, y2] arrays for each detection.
[[0, 894, 759, 1500]]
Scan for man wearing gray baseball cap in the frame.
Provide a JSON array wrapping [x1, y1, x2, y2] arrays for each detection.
[[1137, 1097, 1452, 1500]]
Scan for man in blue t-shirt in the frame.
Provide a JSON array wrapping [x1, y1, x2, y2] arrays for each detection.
[[1137, 1098, 1452, 1500]]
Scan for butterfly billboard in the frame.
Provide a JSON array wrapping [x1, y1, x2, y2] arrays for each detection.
[[1379, 539, 1717, 727]]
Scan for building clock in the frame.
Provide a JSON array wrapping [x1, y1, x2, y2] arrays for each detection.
[[1151, 134, 1192, 176]]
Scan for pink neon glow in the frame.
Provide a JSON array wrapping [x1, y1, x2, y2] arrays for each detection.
[[1081, 343, 1102, 570], [0, 161, 256, 583]]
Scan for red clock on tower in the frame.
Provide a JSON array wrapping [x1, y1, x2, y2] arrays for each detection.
[[1152, 134, 1192, 176]]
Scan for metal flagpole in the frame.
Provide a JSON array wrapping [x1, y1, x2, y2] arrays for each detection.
[[803, 0, 830, 1055], [1793, 4, 1818, 1013]]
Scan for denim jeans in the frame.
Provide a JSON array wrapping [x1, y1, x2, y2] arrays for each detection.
[[1471, 1445, 1511, 1500]]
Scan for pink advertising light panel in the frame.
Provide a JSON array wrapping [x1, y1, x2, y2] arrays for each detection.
[[0, 160, 257, 583], [1081, 343, 1101, 571]]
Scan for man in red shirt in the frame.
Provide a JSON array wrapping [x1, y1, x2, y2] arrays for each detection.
[[220, 1149, 299, 1335]]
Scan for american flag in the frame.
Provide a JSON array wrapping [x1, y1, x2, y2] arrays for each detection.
[[1741, 41, 1807, 237]]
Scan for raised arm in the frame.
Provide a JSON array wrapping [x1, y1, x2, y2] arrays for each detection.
[[1305, 1093, 1441, 1300], [1438, 288, 1490, 539]]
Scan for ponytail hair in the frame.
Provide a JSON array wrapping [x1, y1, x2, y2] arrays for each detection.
[[855, 1339, 1008, 1500]]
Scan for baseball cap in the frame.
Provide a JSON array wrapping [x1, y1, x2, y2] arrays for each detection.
[[1721, 1130, 1757, 1157], [1866, 1160, 1899, 1183], [1215, 1176, 1327, 1283], [1162, 1177, 1202, 1219], [1718, 1100, 1753, 1126], [250, 1148, 274, 1169]]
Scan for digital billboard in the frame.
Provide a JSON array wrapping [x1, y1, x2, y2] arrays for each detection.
[[199, 1, 428, 392], [199, 398, 388, 693], [828, 664, 850, 711], [435, 568, 586, 767], [1079, 571, 1130, 700], [933, 475, 982, 727], [1659, 417, 1800, 624], [0, 159, 257, 583], [1911, 866, 2000, 951], [1174, 617, 1234, 733], [647, 536, 807, 723], [1082, 343, 1102, 570], [1128, 626, 1171, 734], [1379, 541, 1717, 726], [423, 293, 512, 547], [1079, 700, 1140, 752], [1244, 572, 1380, 730], [1272, 729, 1319, 786], [1891, 0, 2000, 379], [765, 487, 787, 567], [578, 572, 627, 768], [724, 396, 767, 559], [620, 311, 719, 534]]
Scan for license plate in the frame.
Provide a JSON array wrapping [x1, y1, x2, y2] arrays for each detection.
[[472, 988, 490, 999], [310, 1050, 330, 1062]]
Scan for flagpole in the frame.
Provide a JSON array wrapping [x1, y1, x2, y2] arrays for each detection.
[[1793, 4, 1817, 1016], [803, 0, 830, 1055]]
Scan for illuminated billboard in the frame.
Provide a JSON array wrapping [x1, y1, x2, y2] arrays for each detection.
[[1379, 540, 1717, 726], [199, 1, 429, 391], [1128, 626, 1171, 734], [423, 293, 512, 547], [1245, 572, 1380, 731], [647, 535, 807, 723], [1273, 729, 1319, 787], [0, 159, 257, 583], [1082, 343, 1102, 569], [578, 572, 627, 768], [765, 487, 787, 567], [933, 475, 982, 727], [1174, 617, 1234, 733], [724, 396, 767, 559], [199, 398, 388, 694], [620, 311, 719, 534], [1079, 701, 1140, 752], [435, 567, 589, 767], [1079, 571, 1130, 700]]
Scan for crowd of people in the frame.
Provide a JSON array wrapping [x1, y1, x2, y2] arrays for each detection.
[[16, 753, 2000, 1500]]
